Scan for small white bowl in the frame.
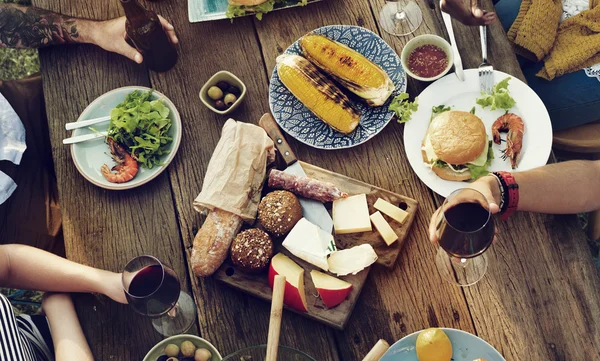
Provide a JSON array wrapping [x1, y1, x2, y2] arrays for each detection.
[[142, 334, 222, 361], [401, 34, 454, 82], [200, 71, 247, 115]]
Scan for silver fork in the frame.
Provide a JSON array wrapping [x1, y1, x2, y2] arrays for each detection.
[[478, 25, 494, 94]]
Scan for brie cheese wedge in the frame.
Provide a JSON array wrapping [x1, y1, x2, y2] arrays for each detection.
[[282, 218, 337, 271]]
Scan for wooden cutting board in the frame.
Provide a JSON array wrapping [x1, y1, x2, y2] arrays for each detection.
[[214, 162, 418, 330]]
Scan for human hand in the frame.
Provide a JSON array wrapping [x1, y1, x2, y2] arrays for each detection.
[[428, 175, 501, 244], [92, 16, 178, 64], [440, 0, 497, 26]]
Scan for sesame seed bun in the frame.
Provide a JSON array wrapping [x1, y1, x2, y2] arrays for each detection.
[[428, 111, 487, 165]]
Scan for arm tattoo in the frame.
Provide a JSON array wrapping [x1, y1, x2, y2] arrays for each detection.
[[0, 4, 80, 48]]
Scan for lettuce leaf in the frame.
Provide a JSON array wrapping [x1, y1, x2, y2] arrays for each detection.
[[466, 141, 495, 179], [476, 77, 516, 111], [430, 104, 451, 121], [388, 92, 418, 123]]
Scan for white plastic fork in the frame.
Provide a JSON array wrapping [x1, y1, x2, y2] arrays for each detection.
[[478, 26, 494, 94]]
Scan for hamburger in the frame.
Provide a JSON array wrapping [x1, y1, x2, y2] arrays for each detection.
[[422, 110, 494, 181], [226, 0, 283, 20]]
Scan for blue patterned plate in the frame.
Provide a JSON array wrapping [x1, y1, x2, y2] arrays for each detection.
[[269, 25, 406, 150]]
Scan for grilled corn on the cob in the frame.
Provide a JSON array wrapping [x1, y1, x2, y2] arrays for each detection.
[[277, 54, 361, 134], [300, 34, 395, 106]]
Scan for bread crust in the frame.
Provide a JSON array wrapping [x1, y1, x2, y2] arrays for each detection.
[[422, 142, 472, 181], [428, 111, 486, 165], [228, 0, 267, 5]]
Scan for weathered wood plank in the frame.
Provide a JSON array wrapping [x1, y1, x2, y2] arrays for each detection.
[[252, 1, 476, 359], [142, 2, 342, 359], [31, 1, 199, 359]]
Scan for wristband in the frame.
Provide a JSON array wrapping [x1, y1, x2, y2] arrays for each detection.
[[493, 171, 519, 220]]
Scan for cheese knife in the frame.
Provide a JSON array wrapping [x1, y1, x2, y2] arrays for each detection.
[[441, 1, 465, 81], [259, 113, 334, 234]]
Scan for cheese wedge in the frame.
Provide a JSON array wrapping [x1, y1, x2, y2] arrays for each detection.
[[282, 218, 336, 271], [374, 198, 409, 224], [370, 211, 398, 246], [332, 194, 372, 234], [328, 244, 378, 276]]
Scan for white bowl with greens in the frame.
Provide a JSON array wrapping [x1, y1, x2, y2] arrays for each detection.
[[70, 86, 182, 190]]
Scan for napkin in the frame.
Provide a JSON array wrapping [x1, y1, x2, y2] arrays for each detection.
[[194, 119, 275, 223]]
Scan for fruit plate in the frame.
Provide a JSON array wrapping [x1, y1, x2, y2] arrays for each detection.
[[188, 0, 321, 22], [404, 69, 552, 197], [142, 334, 222, 361], [381, 328, 506, 361], [214, 162, 418, 330], [70, 86, 182, 190], [269, 25, 407, 150]]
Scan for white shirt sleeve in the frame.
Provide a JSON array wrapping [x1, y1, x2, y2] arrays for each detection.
[[0, 92, 27, 165]]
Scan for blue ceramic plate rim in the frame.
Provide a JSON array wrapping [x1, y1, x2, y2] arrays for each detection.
[[70, 86, 182, 191], [269, 25, 407, 150], [381, 328, 506, 361]]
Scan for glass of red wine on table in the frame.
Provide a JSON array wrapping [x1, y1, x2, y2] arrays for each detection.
[[122, 255, 196, 336], [435, 188, 495, 287]]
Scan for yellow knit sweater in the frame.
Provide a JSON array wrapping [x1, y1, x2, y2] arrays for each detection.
[[507, 0, 600, 80]]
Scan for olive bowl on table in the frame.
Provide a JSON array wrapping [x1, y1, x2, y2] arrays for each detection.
[[143, 334, 222, 361], [69, 86, 182, 190]]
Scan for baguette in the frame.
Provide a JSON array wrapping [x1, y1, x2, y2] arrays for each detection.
[[191, 209, 243, 277]]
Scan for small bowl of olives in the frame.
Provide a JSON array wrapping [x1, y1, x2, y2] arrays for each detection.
[[200, 71, 247, 115], [142, 334, 222, 361]]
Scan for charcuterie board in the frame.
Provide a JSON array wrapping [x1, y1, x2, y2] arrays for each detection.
[[214, 162, 418, 330]]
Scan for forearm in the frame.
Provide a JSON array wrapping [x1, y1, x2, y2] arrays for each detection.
[[0, 244, 115, 294], [0, 4, 97, 48], [44, 294, 94, 361], [514, 160, 600, 214]]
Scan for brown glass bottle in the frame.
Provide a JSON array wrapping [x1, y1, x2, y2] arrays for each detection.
[[120, 0, 178, 72]]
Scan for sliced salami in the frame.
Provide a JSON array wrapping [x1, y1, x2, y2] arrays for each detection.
[[268, 169, 348, 202]]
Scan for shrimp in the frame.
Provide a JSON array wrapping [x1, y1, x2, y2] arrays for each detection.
[[100, 138, 139, 183], [492, 113, 524, 169]]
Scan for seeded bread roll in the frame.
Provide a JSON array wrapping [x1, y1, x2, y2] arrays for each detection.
[[230, 228, 274, 273], [257, 190, 302, 237]]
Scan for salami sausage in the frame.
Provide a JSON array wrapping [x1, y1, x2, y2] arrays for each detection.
[[268, 169, 348, 202]]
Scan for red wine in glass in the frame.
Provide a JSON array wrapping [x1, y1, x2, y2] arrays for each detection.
[[126, 264, 181, 317], [439, 202, 495, 258]]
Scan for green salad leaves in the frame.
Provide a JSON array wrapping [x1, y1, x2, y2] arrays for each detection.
[[108, 90, 173, 169], [388, 92, 419, 123], [466, 141, 495, 179], [430, 104, 451, 121], [226, 0, 281, 20], [476, 77, 516, 111]]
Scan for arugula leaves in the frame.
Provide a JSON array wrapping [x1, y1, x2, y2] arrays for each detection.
[[108, 90, 173, 169], [226, 0, 282, 20], [476, 77, 516, 111], [388, 92, 419, 123]]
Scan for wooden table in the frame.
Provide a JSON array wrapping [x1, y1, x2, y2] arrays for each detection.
[[32, 0, 600, 359]]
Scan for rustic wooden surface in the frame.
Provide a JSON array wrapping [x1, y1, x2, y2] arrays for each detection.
[[32, 0, 600, 360], [214, 161, 419, 330]]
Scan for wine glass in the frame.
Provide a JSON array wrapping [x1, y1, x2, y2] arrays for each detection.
[[122, 255, 196, 336], [435, 188, 495, 286], [379, 0, 423, 36]]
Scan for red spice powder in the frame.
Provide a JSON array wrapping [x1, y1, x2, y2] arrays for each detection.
[[408, 44, 449, 78]]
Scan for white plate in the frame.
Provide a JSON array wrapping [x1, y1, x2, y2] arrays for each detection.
[[70, 86, 182, 190], [381, 328, 505, 361], [404, 69, 552, 197]]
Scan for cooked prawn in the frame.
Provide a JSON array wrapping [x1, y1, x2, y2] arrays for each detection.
[[100, 138, 139, 183], [492, 113, 524, 169]]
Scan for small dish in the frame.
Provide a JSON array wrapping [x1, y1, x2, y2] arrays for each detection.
[[401, 34, 454, 82], [142, 334, 222, 361], [70, 86, 182, 190], [200, 71, 247, 115], [221, 345, 316, 361]]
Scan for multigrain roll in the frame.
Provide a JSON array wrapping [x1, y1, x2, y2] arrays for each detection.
[[257, 190, 302, 237], [230, 228, 274, 273]]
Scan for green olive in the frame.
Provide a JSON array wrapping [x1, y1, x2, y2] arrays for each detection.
[[164, 344, 180, 358], [224, 93, 237, 106], [207, 86, 223, 101], [180, 341, 197, 357], [194, 348, 212, 361]]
